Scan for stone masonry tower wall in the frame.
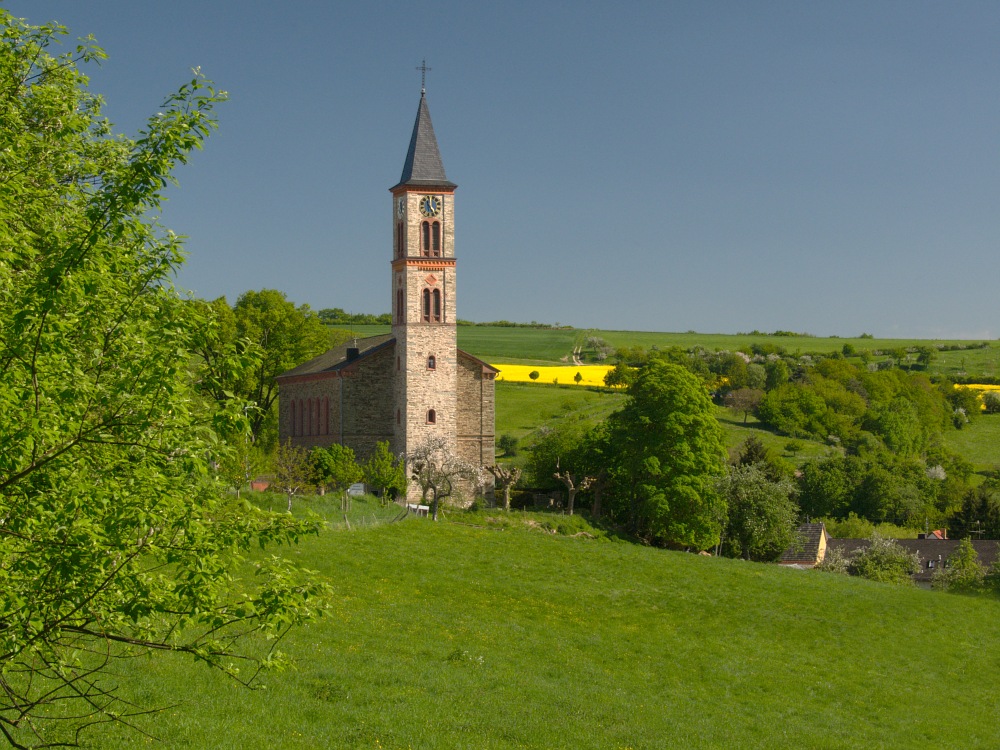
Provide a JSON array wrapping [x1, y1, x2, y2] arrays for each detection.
[[390, 91, 460, 502]]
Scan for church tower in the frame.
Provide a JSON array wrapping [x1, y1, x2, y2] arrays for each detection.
[[276, 79, 494, 506], [390, 88, 459, 475]]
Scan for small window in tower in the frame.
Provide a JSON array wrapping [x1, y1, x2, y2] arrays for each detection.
[[432, 221, 441, 256], [395, 222, 403, 257], [421, 221, 431, 256], [422, 288, 431, 322], [432, 288, 442, 322], [427, 409, 436, 424], [427, 355, 436, 370], [396, 289, 404, 323]]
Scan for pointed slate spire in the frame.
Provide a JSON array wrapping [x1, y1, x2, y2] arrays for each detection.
[[393, 93, 456, 190]]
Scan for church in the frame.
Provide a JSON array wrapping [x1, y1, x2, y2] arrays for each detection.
[[277, 86, 497, 502]]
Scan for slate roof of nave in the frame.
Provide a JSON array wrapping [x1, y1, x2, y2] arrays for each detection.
[[392, 93, 456, 190], [276, 333, 500, 380], [277, 334, 394, 379]]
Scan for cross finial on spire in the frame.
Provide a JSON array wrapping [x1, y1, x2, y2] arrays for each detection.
[[416, 59, 431, 95]]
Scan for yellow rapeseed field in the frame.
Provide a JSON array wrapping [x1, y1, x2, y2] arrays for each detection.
[[493, 364, 613, 387]]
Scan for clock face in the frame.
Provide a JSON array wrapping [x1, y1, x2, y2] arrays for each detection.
[[397, 197, 405, 218], [419, 195, 442, 217]]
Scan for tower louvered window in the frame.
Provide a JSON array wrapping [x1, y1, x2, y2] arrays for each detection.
[[422, 289, 431, 322], [432, 288, 441, 322]]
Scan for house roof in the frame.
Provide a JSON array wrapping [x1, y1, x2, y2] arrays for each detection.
[[827, 538, 1000, 581], [392, 93, 456, 191], [780, 523, 828, 565], [277, 334, 394, 380]]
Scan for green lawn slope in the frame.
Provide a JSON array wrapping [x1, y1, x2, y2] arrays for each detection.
[[103, 511, 1000, 749]]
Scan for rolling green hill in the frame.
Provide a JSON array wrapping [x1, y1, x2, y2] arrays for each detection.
[[99, 507, 1000, 749], [332, 324, 1000, 379]]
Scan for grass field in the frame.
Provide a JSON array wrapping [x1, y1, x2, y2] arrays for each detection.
[[941, 414, 1000, 472], [494, 381, 624, 446], [97, 507, 1000, 749]]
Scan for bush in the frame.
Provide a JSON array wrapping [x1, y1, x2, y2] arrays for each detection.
[[983, 391, 1000, 415], [932, 538, 986, 594], [497, 434, 519, 457], [847, 534, 920, 585]]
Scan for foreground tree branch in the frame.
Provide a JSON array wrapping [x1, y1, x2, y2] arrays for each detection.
[[0, 12, 330, 747]]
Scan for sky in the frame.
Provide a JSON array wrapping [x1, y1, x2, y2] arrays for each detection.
[[6, 1, 999, 339]]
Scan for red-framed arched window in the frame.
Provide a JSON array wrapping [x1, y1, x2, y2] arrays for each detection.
[[396, 221, 405, 257], [396, 288, 404, 323], [427, 355, 436, 369], [431, 222, 441, 256], [427, 409, 436, 424], [421, 221, 431, 256], [422, 288, 431, 322], [432, 288, 442, 322]]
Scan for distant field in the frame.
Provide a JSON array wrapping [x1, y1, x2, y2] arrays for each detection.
[[331, 324, 999, 378]]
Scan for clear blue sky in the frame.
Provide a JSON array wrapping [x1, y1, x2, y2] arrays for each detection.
[[8, 1, 999, 338]]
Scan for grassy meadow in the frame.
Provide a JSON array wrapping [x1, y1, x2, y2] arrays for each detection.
[[98, 505, 1000, 749]]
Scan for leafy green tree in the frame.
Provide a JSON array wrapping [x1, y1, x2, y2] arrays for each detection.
[[862, 396, 928, 455], [757, 383, 827, 438], [0, 15, 327, 746], [847, 534, 920, 584], [716, 464, 799, 561], [362, 441, 407, 503], [798, 457, 854, 519], [525, 416, 591, 490], [528, 370, 540, 381], [932, 538, 986, 594], [310, 444, 362, 495], [192, 290, 335, 448], [603, 361, 636, 389], [723, 387, 764, 425], [606, 359, 727, 550], [234, 290, 333, 443], [764, 358, 791, 391], [948, 485, 1000, 540]]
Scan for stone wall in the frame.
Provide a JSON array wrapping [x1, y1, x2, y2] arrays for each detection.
[[277, 344, 395, 463]]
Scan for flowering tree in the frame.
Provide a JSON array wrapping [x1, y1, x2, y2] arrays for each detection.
[[407, 437, 474, 521]]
